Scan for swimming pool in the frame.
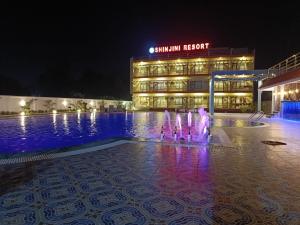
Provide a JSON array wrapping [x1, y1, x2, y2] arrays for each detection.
[[0, 112, 264, 154]]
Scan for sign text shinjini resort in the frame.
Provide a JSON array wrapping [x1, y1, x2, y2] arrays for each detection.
[[149, 43, 210, 54]]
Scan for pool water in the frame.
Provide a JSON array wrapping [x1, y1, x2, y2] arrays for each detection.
[[0, 112, 263, 154]]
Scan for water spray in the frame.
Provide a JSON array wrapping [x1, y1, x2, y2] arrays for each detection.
[[173, 126, 177, 141], [160, 125, 164, 141], [187, 127, 191, 143]]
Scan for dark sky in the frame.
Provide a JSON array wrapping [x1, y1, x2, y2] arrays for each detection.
[[0, 3, 299, 98]]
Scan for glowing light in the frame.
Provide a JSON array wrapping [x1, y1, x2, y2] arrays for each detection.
[[62, 100, 68, 106], [149, 47, 154, 54], [77, 109, 81, 113], [20, 111, 25, 116], [52, 110, 57, 114], [288, 90, 292, 94], [90, 101, 94, 106], [93, 108, 97, 113], [240, 56, 246, 60], [152, 42, 210, 54], [19, 100, 26, 107], [134, 77, 189, 81], [296, 89, 299, 93]]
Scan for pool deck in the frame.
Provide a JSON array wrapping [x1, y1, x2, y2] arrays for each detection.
[[0, 115, 300, 224]]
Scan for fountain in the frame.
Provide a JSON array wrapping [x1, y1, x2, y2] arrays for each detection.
[[164, 110, 172, 133], [173, 125, 177, 141], [187, 111, 192, 142], [161, 107, 210, 144], [176, 113, 183, 138], [160, 126, 165, 141]]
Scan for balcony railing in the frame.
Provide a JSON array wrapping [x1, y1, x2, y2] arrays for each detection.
[[267, 52, 300, 77]]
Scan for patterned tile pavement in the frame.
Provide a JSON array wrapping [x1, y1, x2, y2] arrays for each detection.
[[0, 117, 300, 224]]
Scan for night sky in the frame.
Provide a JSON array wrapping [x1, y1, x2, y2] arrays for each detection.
[[0, 3, 299, 99]]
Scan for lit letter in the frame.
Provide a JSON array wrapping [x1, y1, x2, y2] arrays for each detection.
[[196, 44, 200, 49], [188, 44, 191, 50], [205, 43, 210, 48], [183, 45, 187, 50], [192, 44, 195, 50], [164, 47, 168, 52], [200, 43, 204, 49], [159, 47, 163, 52], [155, 47, 158, 53]]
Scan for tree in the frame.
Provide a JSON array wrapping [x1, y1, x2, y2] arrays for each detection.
[[43, 100, 56, 112], [70, 100, 89, 112], [20, 99, 35, 114]]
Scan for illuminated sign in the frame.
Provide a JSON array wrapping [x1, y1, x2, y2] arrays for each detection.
[[149, 43, 210, 54]]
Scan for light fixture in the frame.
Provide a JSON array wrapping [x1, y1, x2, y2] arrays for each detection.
[[77, 109, 81, 113], [62, 100, 68, 106], [149, 47, 154, 54], [52, 110, 57, 114], [20, 111, 25, 116], [19, 100, 26, 107], [90, 101, 94, 106], [296, 89, 299, 93]]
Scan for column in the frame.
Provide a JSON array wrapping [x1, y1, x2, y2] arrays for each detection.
[[209, 75, 215, 115], [257, 90, 262, 112], [271, 88, 275, 113]]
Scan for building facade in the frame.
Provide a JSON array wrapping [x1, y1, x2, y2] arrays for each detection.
[[259, 52, 300, 119], [131, 46, 255, 112]]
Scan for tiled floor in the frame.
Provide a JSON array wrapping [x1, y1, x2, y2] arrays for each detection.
[[0, 117, 300, 224]]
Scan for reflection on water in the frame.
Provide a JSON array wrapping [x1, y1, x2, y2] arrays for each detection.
[[52, 113, 57, 132], [20, 115, 26, 135], [0, 112, 264, 154], [63, 113, 69, 134]]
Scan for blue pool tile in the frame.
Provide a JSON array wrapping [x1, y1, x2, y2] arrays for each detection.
[[0, 209, 36, 225], [143, 197, 184, 218], [43, 199, 86, 222], [0, 192, 34, 211], [101, 206, 146, 225], [89, 190, 127, 210]]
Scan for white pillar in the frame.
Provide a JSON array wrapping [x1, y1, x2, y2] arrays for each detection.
[[257, 90, 262, 112], [209, 75, 215, 115]]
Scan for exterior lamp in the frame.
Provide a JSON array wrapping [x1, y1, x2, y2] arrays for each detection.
[[90, 101, 94, 106], [19, 100, 26, 107], [149, 47, 154, 54], [296, 89, 299, 93], [52, 110, 57, 114], [62, 100, 68, 107], [93, 108, 97, 113], [77, 109, 81, 113], [20, 111, 25, 116]]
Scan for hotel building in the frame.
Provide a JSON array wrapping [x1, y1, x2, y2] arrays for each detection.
[[259, 52, 300, 120], [131, 45, 255, 112]]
